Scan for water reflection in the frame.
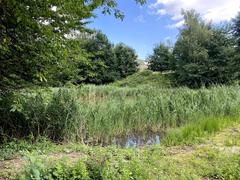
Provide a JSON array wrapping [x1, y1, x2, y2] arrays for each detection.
[[111, 133, 161, 148]]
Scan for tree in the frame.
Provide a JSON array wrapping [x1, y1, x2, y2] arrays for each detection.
[[233, 12, 240, 48], [114, 43, 138, 78], [173, 10, 212, 87], [45, 39, 90, 87], [173, 10, 238, 87], [148, 43, 175, 72], [0, 0, 146, 90], [78, 31, 115, 84], [231, 12, 240, 80], [205, 27, 236, 84]]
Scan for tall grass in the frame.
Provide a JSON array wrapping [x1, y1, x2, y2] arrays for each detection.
[[1, 85, 240, 143], [162, 116, 240, 146]]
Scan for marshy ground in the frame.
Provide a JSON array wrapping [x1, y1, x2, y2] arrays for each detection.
[[1, 123, 240, 179], [1, 71, 240, 179]]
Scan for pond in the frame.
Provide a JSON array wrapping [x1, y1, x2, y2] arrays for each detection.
[[110, 132, 161, 148]]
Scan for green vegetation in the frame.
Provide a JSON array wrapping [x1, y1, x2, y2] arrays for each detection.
[[233, 12, 240, 49], [163, 116, 240, 146], [148, 43, 175, 72], [77, 32, 139, 84], [1, 1, 240, 179], [1, 2, 239, 90], [148, 10, 240, 88], [1, 84, 240, 144], [1, 124, 240, 179], [0, 0, 145, 90], [113, 70, 173, 87]]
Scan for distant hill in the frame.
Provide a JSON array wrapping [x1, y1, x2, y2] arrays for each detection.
[[113, 70, 175, 88]]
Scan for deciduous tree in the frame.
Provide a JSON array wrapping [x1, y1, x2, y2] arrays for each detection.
[[148, 43, 175, 72]]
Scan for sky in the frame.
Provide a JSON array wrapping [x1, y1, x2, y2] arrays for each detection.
[[87, 0, 240, 60]]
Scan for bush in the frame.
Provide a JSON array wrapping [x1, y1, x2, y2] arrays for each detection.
[[0, 89, 82, 142]]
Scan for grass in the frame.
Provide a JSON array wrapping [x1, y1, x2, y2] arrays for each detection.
[[112, 70, 174, 88], [1, 84, 240, 144], [162, 116, 240, 146]]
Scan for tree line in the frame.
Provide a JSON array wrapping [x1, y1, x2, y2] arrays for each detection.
[[0, 0, 145, 90], [148, 10, 240, 87], [1, 0, 240, 90]]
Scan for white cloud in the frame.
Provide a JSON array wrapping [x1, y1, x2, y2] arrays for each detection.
[[134, 15, 146, 23], [166, 20, 184, 29], [150, 0, 240, 28], [157, 9, 167, 15]]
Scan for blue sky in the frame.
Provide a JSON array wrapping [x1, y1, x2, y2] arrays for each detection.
[[87, 0, 240, 60]]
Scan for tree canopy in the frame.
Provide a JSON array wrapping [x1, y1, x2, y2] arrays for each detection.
[[148, 43, 175, 72], [172, 10, 238, 87], [233, 12, 240, 48], [0, 0, 145, 90], [1, 0, 240, 90], [114, 43, 138, 78]]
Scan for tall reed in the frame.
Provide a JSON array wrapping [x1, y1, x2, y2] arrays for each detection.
[[1, 85, 240, 143]]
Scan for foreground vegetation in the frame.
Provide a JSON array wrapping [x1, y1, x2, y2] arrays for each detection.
[[1, 122, 240, 179]]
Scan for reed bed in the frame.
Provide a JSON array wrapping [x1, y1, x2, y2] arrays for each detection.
[[1, 85, 240, 143]]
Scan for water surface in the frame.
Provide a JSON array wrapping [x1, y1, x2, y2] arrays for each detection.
[[111, 132, 161, 148]]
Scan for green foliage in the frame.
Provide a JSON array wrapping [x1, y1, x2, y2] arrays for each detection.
[[162, 116, 238, 146], [205, 28, 236, 84], [14, 139, 240, 180], [64, 31, 139, 85], [113, 70, 173, 88], [172, 10, 239, 87], [173, 10, 212, 87], [1, 85, 240, 144], [0, 89, 81, 142], [113, 43, 139, 78], [78, 31, 116, 84], [0, 0, 146, 90], [145, 10, 240, 88], [233, 11, 240, 48], [2, 122, 240, 179], [231, 12, 240, 80], [19, 151, 148, 180], [0, 0, 91, 89], [19, 154, 90, 180], [0, 138, 54, 161], [148, 43, 175, 71]]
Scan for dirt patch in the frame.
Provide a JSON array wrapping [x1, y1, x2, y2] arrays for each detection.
[[168, 146, 195, 156]]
